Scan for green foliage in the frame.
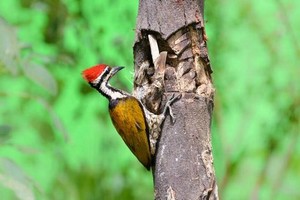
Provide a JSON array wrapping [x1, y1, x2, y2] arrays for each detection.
[[206, 0, 300, 199], [0, 0, 152, 199], [0, 0, 299, 199]]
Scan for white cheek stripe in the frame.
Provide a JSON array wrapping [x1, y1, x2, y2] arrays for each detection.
[[92, 75, 101, 85], [91, 67, 127, 100], [100, 83, 126, 100]]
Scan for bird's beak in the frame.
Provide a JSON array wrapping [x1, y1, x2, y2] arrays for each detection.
[[110, 66, 124, 77]]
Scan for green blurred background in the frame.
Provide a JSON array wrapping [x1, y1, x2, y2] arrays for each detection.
[[0, 0, 299, 199]]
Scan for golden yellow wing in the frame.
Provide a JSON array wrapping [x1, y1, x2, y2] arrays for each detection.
[[109, 96, 151, 170]]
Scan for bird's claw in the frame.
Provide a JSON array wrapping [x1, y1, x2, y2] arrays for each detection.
[[164, 93, 182, 124]]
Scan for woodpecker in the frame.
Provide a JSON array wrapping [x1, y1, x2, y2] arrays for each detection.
[[82, 64, 180, 170]]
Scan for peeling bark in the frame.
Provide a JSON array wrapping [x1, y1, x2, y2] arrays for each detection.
[[133, 0, 218, 199]]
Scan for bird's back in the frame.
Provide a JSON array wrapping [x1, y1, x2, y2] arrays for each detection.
[[109, 96, 151, 170]]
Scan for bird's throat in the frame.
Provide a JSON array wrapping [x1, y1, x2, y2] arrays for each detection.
[[98, 83, 126, 100]]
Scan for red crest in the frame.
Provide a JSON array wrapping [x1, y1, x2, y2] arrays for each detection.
[[82, 64, 108, 82]]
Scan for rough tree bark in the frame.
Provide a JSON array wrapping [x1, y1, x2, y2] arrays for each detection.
[[133, 0, 218, 199]]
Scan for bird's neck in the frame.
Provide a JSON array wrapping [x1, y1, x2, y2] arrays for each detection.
[[97, 82, 127, 100]]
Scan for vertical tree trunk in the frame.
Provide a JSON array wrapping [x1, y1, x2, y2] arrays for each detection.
[[133, 1, 218, 199]]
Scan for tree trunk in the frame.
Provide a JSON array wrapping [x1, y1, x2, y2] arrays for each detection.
[[133, 0, 218, 199]]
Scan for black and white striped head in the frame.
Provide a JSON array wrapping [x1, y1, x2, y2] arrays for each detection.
[[82, 64, 126, 100], [82, 64, 123, 86]]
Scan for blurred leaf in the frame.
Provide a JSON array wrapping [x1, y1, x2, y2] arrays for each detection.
[[0, 125, 12, 144], [0, 18, 20, 75], [0, 158, 35, 200], [22, 63, 57, 95], [37, 97, 69, 141]]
